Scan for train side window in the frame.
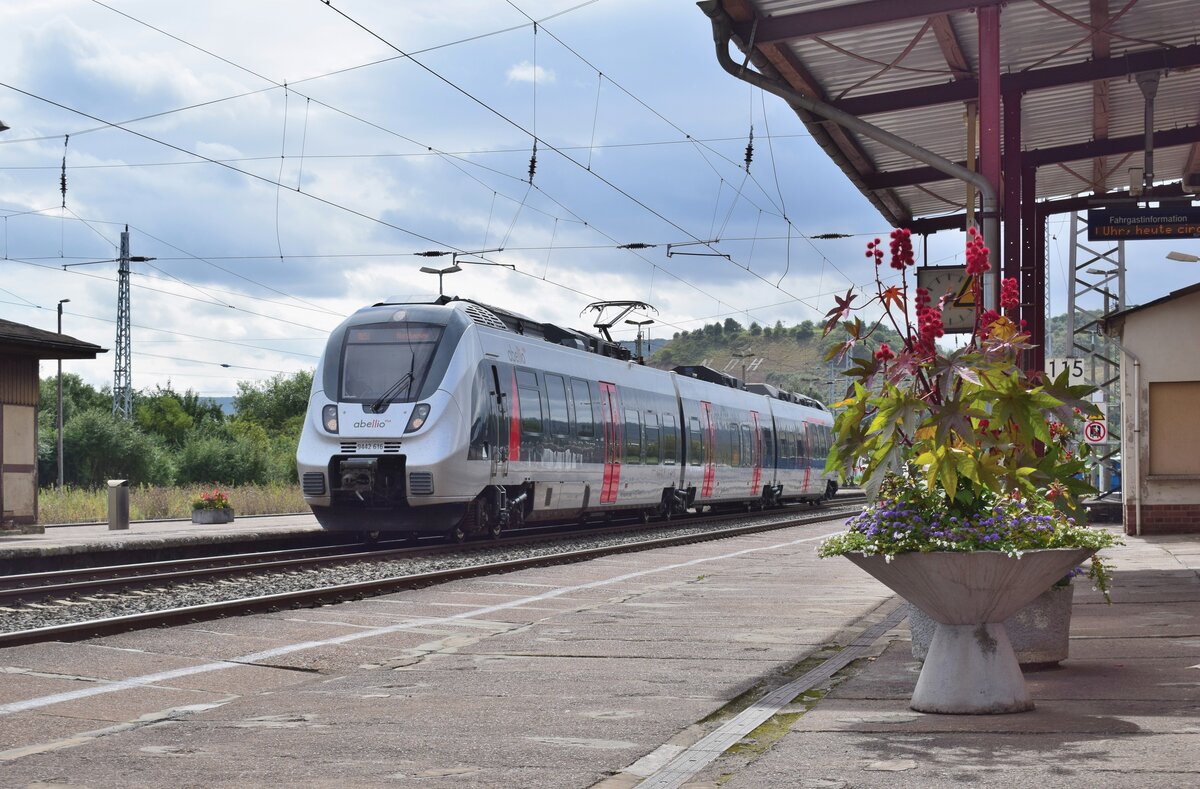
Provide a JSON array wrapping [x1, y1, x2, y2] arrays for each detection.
[[728, 420, 741, 467], [515, 369, 543, 434], [623, 408, 642, 464], [688, 416, 703, 466], [644, 411, 660, 465], [662, 414, 677, 465], [571, 378, 595, 438], [545, 374, 570, 436], [741, 424, 753, 467]]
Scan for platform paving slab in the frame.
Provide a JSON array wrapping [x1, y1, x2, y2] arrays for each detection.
[[5, 522, 1196, 788]]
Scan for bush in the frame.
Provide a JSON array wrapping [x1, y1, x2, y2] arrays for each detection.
[[63, 409, 175, 487]]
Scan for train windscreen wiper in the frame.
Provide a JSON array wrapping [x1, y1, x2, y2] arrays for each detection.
[[369, 372, 413, 413]]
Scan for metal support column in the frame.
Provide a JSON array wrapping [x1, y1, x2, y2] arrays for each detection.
[[978, 4, 1003, 310], [1020, 165, 1044, 372], [113, 228, 132, 418], [1066, 211, 1124, 492], [1002, 92, 1022, 301]]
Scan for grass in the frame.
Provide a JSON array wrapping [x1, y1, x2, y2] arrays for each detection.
[[38, 482, 307, 524]]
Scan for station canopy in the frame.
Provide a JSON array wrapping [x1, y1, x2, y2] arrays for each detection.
[[708, 0, 1200, 228]]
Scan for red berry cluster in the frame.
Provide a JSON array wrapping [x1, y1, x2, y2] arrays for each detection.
[[977, 308, 1000, 338], [888, 228, 914, 270], [913, 286, 944, 356], [1000, 277, 1020, 310], [965, 227, 991, 276], [865, 237, 884, 266], [874, 342, 895, 362]]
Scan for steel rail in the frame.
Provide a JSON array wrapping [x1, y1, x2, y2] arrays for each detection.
[[0, 502, 863, 649], [2, 496, 864, 605]]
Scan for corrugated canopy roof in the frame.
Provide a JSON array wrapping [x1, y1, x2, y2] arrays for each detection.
[[707, 0, 1200, 228]]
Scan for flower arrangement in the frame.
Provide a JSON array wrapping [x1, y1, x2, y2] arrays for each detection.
[[817, 228, 1121, 594], [192, 489, 232, 511]]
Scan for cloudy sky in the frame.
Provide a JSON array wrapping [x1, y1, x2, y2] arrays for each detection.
[[2, 1, 1196, 398]]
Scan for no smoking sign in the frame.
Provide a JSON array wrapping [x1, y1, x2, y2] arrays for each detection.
[[1084, 418, 1108, 445]]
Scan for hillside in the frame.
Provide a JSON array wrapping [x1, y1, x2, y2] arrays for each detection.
[[647, 311, 1096, 401], [647, 318, 904, 403]]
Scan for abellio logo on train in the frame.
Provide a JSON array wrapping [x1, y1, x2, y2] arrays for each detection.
[[353, 417, 392, 429]]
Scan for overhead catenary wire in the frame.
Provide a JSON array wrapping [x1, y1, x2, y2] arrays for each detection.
[[5, 4, 874, 354], [13, 2, 813, 327]]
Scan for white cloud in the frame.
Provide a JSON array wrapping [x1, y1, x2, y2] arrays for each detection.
[[506, 61, 555, 84]]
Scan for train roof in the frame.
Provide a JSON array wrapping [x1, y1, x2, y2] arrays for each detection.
[[369, 297, 827, 411], [372, 296, 634, 362]]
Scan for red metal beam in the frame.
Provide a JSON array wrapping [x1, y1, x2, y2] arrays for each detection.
[[1090, 0, 1112, 194], [729, 0, 1007, 45], [863, 125, 1200, 189], [827, 44, 1200, 117]]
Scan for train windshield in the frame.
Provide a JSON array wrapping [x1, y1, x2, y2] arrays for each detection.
[[340, 323, 444, 405]]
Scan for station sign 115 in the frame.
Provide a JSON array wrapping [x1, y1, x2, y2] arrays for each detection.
[[1045, 357, 1086, 385]]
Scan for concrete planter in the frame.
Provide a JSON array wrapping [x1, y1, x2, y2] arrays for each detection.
[[908, 583, 1075, 669], [845, 548, 1094, 714], [191, 507, 234, 524]]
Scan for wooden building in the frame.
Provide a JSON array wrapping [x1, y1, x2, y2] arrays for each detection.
[[0, 318, 104, 533]]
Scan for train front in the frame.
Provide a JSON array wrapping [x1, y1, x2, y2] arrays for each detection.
[[297, 303, 484, 534]]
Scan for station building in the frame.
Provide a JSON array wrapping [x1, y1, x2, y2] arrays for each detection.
[[0, 318, 104, 534], [1104, 283, 1200, 535]]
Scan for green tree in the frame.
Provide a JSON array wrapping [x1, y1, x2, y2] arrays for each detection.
[[723, 317, 743, 335], [749, 322, 762, 336], [135, 386, 194, 446], [233, 370, 314, 431], [177, 421, 271, 485], [38, 374, 111, 483], [63, 409, 175, 487]]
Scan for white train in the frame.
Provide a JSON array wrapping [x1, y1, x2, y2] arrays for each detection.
[[297, 299, 836, 539]]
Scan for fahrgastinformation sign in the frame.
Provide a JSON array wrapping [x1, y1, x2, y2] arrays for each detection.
[[1088, 207, 1200, 241]]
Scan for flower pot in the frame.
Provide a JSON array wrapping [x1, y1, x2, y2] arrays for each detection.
[[908, 583, 1075, 669], [845, 548, 1094, 714], [191, 507, 234, 524]]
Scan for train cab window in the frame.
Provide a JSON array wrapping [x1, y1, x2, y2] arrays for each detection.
[[623, 408, 642, 464], [644, 411, 660, 465], [571, 379, 596, 438], [516, 369, 543, 434], [741, 424, 753, 467], [545, 374, 570, 436], [662, 414, 678, 465], [688, 416, 703, 466]]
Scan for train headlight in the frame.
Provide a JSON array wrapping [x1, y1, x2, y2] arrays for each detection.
[[405, 403, 431, 433], [322, 404, 339, 433]]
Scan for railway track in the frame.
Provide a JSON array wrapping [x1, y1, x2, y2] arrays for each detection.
[[0, 496, 864, 648]]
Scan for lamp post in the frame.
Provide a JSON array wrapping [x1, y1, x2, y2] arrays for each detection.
[[419, 264, 462, 298], [732, 347, 755, 384], [1166, 250, 1200, 263], [56, 298, 70, 489], [624, 318, 654, 363]]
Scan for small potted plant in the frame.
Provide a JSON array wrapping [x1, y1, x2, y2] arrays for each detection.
[[817, 228, 1121, 714], [192, 488, 234, 524]]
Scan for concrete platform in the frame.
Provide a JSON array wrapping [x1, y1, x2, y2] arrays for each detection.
[[0, 516, 1195, 788]]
